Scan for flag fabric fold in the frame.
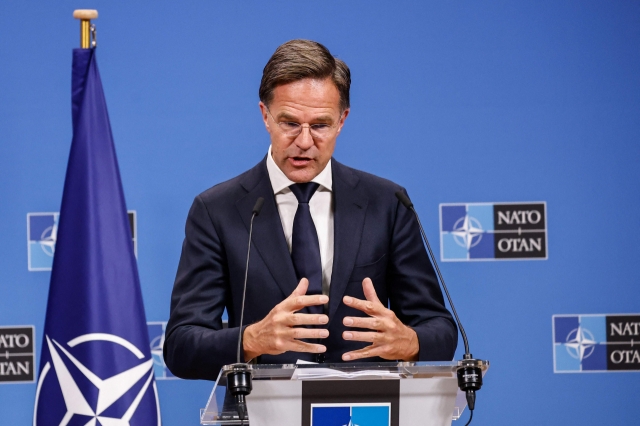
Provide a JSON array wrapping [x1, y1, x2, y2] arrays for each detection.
[[34, 48, 160, 426]]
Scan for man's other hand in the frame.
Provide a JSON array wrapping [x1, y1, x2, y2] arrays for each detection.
[[243, 278, 329, 361], [341, 278, 419, 361]]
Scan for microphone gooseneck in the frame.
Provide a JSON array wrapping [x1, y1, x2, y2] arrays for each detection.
[[394, 191, 470, 355], [395, 191, 482, 423], [228, 197, 264, 422], [236, 197, 265, 363]]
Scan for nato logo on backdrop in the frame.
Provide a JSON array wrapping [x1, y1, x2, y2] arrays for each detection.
[[440, 202, 547, 261], [27, 213, 59, 271], [27, 211, 137, 271], [553, 314, 640, 372], [147, 322, 176, 380], [0, 326, 35, 383]]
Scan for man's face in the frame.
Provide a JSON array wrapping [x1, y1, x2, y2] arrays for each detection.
[[260, 78, 349, 183]]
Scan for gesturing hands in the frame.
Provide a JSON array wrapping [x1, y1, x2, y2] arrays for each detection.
[[243, 278, 329, 361], [242, 277, 418, 362], [341, 278, 419, 362]]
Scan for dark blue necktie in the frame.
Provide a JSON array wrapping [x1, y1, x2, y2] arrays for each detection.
[[290, 182, 323, 314]]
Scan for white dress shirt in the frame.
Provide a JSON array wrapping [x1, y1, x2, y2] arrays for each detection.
[[266, 146, 334, 292]]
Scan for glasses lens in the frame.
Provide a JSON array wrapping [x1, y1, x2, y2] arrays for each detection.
[[278, 122, 301, 136], [309, 124, 332, 139]]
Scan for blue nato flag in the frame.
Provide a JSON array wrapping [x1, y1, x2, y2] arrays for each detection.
[[33, 48, 161, 425]]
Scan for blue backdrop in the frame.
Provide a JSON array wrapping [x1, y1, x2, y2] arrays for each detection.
[[1, 1, 638, 424]]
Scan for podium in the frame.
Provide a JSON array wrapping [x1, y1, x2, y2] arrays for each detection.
[[200, 360, 489, 426]]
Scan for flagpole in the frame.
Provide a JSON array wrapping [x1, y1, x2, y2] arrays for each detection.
[[73, 9, 98, 48]]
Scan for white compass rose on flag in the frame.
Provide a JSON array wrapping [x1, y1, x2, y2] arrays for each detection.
[[34, 333, 161, 426]]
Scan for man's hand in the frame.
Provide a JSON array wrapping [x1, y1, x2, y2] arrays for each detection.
[[243, 278, 329, 361], [341, 278, 419, 361]]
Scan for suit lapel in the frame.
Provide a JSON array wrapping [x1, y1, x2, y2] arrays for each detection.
[[328, 161, 369, 321], [236, 159, 298, 298]]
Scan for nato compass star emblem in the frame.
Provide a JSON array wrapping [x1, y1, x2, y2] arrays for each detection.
[[565, 327, 596, 361], [150, 333, 165, 373], [39, 221, 58, 256], [34, 333, 161, 426], [451, 215, 484, 249]]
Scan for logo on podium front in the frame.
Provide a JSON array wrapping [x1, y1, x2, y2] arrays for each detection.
[[553, 314, 640, 372], [302, 380, 398, 426], [311, 403, 390, 426], [440, 202, 547, 261]]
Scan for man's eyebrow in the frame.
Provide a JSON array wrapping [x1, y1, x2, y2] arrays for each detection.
[[276, 112, 335, 123], [277, 112, 298, 121], [313, 115, 334, 123]]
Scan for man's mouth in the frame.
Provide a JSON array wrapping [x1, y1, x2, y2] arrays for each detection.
[[289, 157, 313, 167]]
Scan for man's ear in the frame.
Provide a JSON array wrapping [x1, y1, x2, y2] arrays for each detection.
[[258, 101, 271, 133], [337, 108, 350, 133]]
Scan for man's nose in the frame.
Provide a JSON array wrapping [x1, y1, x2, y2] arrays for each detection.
[[294, 124, 315, 149]]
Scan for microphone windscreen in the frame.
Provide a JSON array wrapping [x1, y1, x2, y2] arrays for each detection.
[[395, 191, 414, 209], [252, 197, 265, 215]]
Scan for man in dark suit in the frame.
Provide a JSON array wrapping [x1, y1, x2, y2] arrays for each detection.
[[164, 40, 457, 380]]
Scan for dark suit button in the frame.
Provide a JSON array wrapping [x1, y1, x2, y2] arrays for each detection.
[[315, 353, 325, 363]]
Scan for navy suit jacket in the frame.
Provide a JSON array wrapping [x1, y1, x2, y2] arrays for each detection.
[[164, 158, 457, 380]]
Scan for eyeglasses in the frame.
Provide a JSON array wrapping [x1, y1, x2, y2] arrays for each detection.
[[266, 108, 341, 140]]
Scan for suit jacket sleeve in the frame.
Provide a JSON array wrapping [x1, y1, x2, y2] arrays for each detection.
[[163, 195, 241, 380], [387, 190, 458, 361]]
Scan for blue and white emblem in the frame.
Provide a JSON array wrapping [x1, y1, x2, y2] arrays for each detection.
[[553, 314, 640, 372], [553, 315, 607, 372], [27, 213, 59, 271], [147, 322, 176, 380], [440, 202, 547, 261], [311, 403, 390, 426], [27, 211, 137, 271]]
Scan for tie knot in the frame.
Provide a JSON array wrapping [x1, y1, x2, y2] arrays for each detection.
[[290, 182, 320, 204]]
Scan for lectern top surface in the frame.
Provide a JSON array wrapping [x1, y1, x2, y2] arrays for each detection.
[[220, 360, 489, 382]]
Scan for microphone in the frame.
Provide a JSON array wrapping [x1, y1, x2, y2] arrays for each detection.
[[228, 197, 264, 423], [395, 191, 482, 422], [236, 196, 264, 362]]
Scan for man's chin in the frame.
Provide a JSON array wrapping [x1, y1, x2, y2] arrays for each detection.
[[283, 167, 318, 183]]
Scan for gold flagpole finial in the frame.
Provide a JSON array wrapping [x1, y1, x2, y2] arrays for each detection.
[[73, 10, 98, 49]]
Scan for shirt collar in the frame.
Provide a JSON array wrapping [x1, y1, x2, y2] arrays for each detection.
[[266, 145, 333, 194]]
